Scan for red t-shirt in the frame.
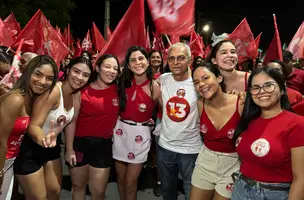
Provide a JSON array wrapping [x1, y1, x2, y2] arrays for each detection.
[[6, 116, 30, 159], [287, 87, 303, 106], [120, 79, 155, 122], [287, 68, 304, 95], [292, 100, 304, 116], [200, 97, 240, 153], [75, 85, 119, 138], [236, 111, 304, 182]]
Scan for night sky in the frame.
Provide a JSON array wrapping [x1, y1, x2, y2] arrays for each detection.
[[70, 0, 304, 50]]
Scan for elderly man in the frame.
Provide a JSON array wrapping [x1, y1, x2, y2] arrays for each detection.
[[157, 42, 202, 200]]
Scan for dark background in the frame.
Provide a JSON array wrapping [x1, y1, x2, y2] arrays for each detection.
[[70, 0, 303, 50]]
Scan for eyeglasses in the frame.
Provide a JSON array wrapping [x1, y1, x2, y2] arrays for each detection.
[[168, 55, 187, 63], [249, 81, 277, 95]]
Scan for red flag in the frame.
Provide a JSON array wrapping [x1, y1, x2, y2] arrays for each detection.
[[147, 0, 195, 36], [96, 0, 146, 63], [74, 38, 82, 58], [55, 25, 63, 39], [228, 18, 257, 63], [152, 31, 165, 52], [286, 21, 304, 59], [81, 29, 92, 52], [189, 29, 204, 58], [3, 12, 21, 39], [0, 18, 14, 47], [107, 25, 112, 41], [91, 22, 107, 52], [255, 32, 262, 49], [63, 23, 73, 48], [12, 10, 69, 66], [170, 35, 180, 44], [264, 14, 283, 63]]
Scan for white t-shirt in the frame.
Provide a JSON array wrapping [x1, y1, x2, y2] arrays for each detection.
[[158, 73, 202, 154]]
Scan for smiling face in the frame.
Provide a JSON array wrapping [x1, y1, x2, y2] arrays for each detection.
[[168, 47, 190, 76], [30, 64, 55, 94], [211, 41, 238, 72], [150, 51, 162, 69], [97, 57, 119, 85], [250, 72, 282, 109], [128, 50, 149, 76], [67, 63, 91, 90], [193, 66, 223, 99]]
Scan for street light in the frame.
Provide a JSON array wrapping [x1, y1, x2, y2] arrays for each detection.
[[202, 24, 210, 32]]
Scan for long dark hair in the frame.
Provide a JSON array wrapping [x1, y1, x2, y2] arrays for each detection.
[[94, 54, 120, 84], [13, 55, 58, 95], [233, 66, 292, 141], [192, 61, 226, 92], [60, 56, 94, 93], [118, 46, 153, 113]]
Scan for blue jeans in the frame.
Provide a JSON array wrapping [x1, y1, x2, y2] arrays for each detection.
[[157, 144, 198, 200], [232, 177, 290, 200]]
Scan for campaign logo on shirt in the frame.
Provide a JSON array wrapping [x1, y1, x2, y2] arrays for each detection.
[[138, 103, 147, 112], [135, 135, 143, 143], [235, 136, 242, 148], [227, 129, 235, 139], [226, 183, 234, 193], [165, 89, 190, 122], [116, 129, 123, 136], [128, 152, 135, 160], [112, 98, 119, 106], [251, 138, 270, 157], [200, 124, 208, 134]]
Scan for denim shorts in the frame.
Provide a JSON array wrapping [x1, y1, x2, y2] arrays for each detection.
[[232, 176, 290, 200]]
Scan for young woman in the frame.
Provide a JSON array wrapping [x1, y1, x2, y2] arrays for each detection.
[[190, 62, 243, 200], [0, 55, 58, 200], [207, 40, 249, 93], [232, 66, 304, 200], [113, 46, 161, 200], [65, 54, 120, 200], [14, 57, 93, 200]]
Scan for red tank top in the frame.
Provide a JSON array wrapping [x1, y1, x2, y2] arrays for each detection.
[[120, 79, 156, 122], [6, 116, 30, 159], [200, 97, 240, 153], [75, 84, 119, 138]]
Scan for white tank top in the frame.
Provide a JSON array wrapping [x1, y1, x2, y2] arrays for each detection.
[[41, 83, 74, 135], [159, 73, 202, 154]]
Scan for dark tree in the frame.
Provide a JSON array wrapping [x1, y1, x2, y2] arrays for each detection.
[[0, 0, 75, 29]]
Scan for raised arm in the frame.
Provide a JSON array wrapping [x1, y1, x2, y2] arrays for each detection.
[[28, 86, 60, 146]]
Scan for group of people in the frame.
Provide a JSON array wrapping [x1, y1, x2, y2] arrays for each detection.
[[0, 38, 304, 200]]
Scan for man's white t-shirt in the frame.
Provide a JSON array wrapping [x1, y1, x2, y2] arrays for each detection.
[[158, 73, 202, 154]]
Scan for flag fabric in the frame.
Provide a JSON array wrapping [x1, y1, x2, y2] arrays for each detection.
[[286, 21, 304, 59], [147, 0, 195, 36], [189, 29, 204, 58], [3, 12, 21, 39], [91, 22, 107, 52], [0, 18, 14, 47], [264, 14, 283, 63], [12, 9, 69, 66], [106, 25, 112, 41], [228, 18, 257, 63], [96, 0, 147, 63], [81, 29, 93, 52]]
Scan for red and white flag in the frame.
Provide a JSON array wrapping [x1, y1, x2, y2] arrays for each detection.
[[147, 0, 195, 36], [286, 21, 304, 59]]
